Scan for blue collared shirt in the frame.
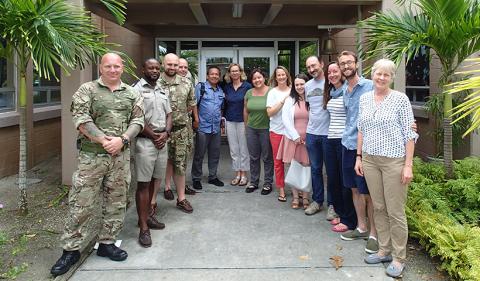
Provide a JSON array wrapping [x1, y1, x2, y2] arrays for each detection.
[[195, 81, 225, 134], [341, 77, 373, 150]]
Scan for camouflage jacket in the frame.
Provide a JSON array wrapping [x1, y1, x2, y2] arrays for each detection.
[[71, 78, 144, 141], [158, 74, 196, 126]]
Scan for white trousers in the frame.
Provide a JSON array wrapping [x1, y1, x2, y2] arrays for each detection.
[[226, 121, 250, 171]]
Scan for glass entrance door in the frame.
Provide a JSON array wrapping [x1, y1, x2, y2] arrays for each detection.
[[199, 47, 275, 82], [239, 48, 275, 80]]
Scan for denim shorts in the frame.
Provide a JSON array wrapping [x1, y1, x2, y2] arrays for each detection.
[[342, 146, 369, 195]]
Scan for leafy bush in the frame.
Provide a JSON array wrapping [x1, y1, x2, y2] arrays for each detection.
[[408, 157, 480, 280]]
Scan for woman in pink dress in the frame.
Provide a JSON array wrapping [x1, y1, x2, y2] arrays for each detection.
[[277, 73, 310, 209]]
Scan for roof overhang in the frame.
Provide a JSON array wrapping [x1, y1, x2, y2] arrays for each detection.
[[85, 0, 382, 38]]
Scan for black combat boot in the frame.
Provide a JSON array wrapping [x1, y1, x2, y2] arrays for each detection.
[[50, 249, 80, 277]]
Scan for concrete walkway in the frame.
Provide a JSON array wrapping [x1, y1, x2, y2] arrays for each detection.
[[70, 144, 393, 281]]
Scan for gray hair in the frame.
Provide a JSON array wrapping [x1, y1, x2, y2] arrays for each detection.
[[371, 58, 396, 79]]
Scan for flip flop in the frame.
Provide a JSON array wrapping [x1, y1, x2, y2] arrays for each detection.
[[238, 176, 248, 186], [278, 195, 287, 202], [330, 217, 341, 225], [231, 176, 241, 186], [332, 223, 349, 233]]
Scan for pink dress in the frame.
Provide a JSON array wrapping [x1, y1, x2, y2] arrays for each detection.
[[277, 100, 310, 166]]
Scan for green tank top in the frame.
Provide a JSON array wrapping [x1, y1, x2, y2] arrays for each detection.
[[245, 88, 270, 129]]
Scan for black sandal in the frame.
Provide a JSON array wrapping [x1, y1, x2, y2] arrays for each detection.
[[261, 184, 272, 195]]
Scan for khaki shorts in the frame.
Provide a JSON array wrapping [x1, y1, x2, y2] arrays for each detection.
[[135, 137, 167, 182]]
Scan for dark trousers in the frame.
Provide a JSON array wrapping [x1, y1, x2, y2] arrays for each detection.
[[325, 138, 357, 229], [246, 126, 273, 187], [306, 133, 332, 205], [191, 131, 221, 181]]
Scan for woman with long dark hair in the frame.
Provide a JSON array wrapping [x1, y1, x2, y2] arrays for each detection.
[[277, 73, 311, 208]]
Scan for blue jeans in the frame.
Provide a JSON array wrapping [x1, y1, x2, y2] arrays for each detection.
[[325, 138, 357, 229], [306, 134, 331, 205]]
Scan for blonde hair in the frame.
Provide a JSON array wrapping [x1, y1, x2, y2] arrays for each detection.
[[268, 66, 292, 87], [224, 63, 247, 83], [371, 58, 396, 79]]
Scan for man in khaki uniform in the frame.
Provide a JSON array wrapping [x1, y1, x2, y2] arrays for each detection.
[[51, 53, 144, 277], [159, 53, 198, 213], [133, 58, 172, 247], [163, 57, 197, 200]]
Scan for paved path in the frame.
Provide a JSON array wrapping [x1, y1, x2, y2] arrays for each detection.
[[70, 145, 393, 281]]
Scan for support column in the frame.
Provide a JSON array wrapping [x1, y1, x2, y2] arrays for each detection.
[[61, 67, 92, 185]]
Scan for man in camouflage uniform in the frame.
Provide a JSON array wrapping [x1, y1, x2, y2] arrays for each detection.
[[163, 57, 197, 201], [159, 53, 198, 213], [133, 58, 171, 248], [51, 53, 144, 277]]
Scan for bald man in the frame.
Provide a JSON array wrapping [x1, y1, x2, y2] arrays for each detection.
[[158, 53, 199, 213], [51, 53, 144, 277]]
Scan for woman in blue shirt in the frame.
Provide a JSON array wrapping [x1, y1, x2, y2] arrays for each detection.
[[223, 63, 252, 186]]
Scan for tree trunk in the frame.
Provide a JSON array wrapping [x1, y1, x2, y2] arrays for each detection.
[[443, 91, 454, 178], [18, 74, 28, 215]]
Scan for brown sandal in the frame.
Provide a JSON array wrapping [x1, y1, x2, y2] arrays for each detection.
[[291, 198, 300, 209], [302, 198, 310, 210], [238, 176, 248, 186], [231, 176, 241, 186]]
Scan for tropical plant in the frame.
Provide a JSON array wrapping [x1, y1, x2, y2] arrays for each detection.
[[448, 58, 480, 137], [358, 0, 480, 178], [0, 0, 128, 215]]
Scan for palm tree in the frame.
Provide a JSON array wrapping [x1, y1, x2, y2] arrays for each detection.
[[358, 0, 480, 177], [0, 0, 128, 215], [448, 58, 480, 137]]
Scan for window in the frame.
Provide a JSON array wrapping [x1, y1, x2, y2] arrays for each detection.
[[299, 41, 318, 75], [157, 41, 176, 59], [406, 46, 430, 105], [33, 64, 61, 107], [0, 57, 15, 113], [278, 41, 295, 78], [180, 41, 199, 81]]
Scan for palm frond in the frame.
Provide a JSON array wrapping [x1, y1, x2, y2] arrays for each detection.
[[100, 0, 127, 25], [448, 58, 480, 136]]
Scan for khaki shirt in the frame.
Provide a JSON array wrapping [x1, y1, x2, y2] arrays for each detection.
[[158, 74, 196, 126], [71, 78, 144, 140], [133, 78, 172, 132]]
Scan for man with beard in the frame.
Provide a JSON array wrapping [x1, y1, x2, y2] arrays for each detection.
[[159, 53, 198, 213], [163, 58, 197, 201], [337, 51, 378, 254], [133, 58, 172, 247], [304, 56, 337, 219]]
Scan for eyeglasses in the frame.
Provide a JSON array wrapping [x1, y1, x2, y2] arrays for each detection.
[[339, 61, 355, 67]]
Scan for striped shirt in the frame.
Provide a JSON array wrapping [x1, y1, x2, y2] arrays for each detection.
[[326, 87, 346, 139], [358, 90, 418, 158]]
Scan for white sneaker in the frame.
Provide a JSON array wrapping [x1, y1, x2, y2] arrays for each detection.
[[304, 201, 322, 215], [326, 205, 338, 221]]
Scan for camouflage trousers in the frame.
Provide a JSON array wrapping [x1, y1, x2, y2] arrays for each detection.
[[168, 125, 193, 176], [62, 150, 131, 251]]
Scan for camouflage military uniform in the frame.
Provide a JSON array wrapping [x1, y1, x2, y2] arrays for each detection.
[[62, 78, 144, 251], [158, 74, 196, 175]]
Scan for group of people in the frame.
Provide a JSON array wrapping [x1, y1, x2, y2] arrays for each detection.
[[51, 50, 418, 279]]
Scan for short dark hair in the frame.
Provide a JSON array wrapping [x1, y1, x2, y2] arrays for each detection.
[[248, 68, 268, 82], [142, 58, 159, 68], [207, 65, 221, 75], [338, 51, 358, 63]]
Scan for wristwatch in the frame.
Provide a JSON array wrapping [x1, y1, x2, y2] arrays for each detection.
[[120, 135, 129, 146]]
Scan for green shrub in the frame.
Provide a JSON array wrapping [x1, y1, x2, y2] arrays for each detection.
[[408, 157, 480, 280]]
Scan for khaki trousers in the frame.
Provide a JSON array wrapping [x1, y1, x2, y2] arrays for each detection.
[[362, 154, 408, 262]]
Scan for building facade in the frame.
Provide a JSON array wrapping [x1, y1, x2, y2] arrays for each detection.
[[0, 0, 477, 182]]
